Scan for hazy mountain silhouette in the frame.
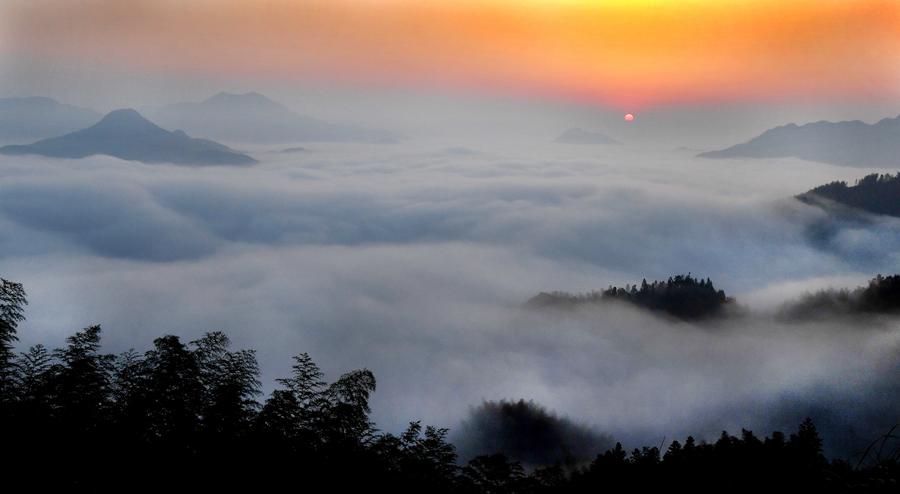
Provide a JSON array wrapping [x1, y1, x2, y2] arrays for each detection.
[[153, 92, 397, 144], [554, 128, 620, 145], [0, 97, 101, 142], [279, 146, 309, 153], [699, 116, 900, 167], [0, 109, 256, 165]]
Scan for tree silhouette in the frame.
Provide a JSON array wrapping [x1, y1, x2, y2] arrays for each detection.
[[0, 276, 897, 492], [780, 274, 900, 319], [139, 335, 204, 446], [461, 454, 526, 494], [0, 278, 26, 407], [798, 172, 900, 217], [528, 274, 733, 320], [191, 332, 260, 440]]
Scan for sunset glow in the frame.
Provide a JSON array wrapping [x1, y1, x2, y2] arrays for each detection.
[[3, 0, 899, 109]]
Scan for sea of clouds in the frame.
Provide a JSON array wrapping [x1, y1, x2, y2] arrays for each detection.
[[1, 140, 898, 458]]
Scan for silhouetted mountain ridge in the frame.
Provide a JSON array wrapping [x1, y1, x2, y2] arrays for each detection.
[[0, 96, 101, 142], [207, 91, 283, 109], [154, 91, 397, 143], [0, 109, 256, 165], [699, 115, 900, 167]]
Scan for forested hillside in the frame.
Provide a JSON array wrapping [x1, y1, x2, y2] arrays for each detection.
[[798, 173, 900, 217], [528, 274, 733, 320], [0, 278, 897, 492]]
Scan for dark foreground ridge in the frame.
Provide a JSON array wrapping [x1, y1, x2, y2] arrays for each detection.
[[1, 278, 897, 492], [528, 274, 733, 321], [0, 109, 257, 165]]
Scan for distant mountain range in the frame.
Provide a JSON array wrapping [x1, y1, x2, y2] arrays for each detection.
[[554, 128, 620, 145], [153, 92, 397, 144], [0, 97, 101, 142], [0, 109, 256, 166], [700, 115, 900, 167]]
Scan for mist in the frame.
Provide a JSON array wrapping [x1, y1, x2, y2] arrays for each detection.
[[1, 132, 898, 460]]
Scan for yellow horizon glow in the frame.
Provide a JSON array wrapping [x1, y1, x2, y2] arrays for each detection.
[[4, 0, 899, 109]]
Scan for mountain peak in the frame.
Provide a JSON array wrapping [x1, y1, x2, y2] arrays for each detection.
[[97, 108, 155, 125], [207, 91, 277, 106], [88, 109, 167, 136], [153, 92, 397, 144], [0, 108, 256, 166]]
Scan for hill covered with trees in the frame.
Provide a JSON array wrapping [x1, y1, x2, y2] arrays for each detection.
[[780, 274, 900, 321], [528, 274, 734, 321], [797, 173, 900, 218], [1, 277, 897, 492]]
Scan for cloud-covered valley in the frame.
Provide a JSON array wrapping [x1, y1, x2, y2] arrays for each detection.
[[1, 141, 898, 458]]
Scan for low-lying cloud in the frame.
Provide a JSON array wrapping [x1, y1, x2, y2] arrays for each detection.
[[0, 143, 898, 460]]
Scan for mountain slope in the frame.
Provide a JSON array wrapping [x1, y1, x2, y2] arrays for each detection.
[[797, 173, 900, 218], [699, 116, 900, 167], [0, 96, 101, 142], [153, 92, 397, 143], [0, 109, 256, 165]]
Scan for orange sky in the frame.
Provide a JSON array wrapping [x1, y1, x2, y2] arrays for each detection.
[[4, 0, 899, 109]]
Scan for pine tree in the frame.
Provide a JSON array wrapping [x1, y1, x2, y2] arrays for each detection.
[[0, 279, 27, 405]]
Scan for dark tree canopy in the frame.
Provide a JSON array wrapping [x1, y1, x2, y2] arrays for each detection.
[[780, 274, 900, 320], [798, 173, 900, 218], [456, 400, 613, 468], [0, 277, 897, 493], [0, 278, 27, 402], [528, 274, 733, 321]]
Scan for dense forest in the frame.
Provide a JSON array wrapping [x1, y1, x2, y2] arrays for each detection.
[[528, 274, 733, 320], [780, 274, 900, 320], [1, 278, 898, 492], [530, 273, 900, 323], [798, 173, 900, 217]]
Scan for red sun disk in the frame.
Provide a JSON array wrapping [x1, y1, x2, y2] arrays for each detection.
[[624, 113, 635, 122]]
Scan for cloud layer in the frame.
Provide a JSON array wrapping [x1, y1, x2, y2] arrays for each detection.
[[0, 142, 898, 459]]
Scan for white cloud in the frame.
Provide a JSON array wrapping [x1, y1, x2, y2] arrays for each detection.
[[0, 142, 897, 457]]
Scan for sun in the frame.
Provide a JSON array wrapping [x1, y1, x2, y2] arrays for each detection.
[[624, 113, 635, 122]]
